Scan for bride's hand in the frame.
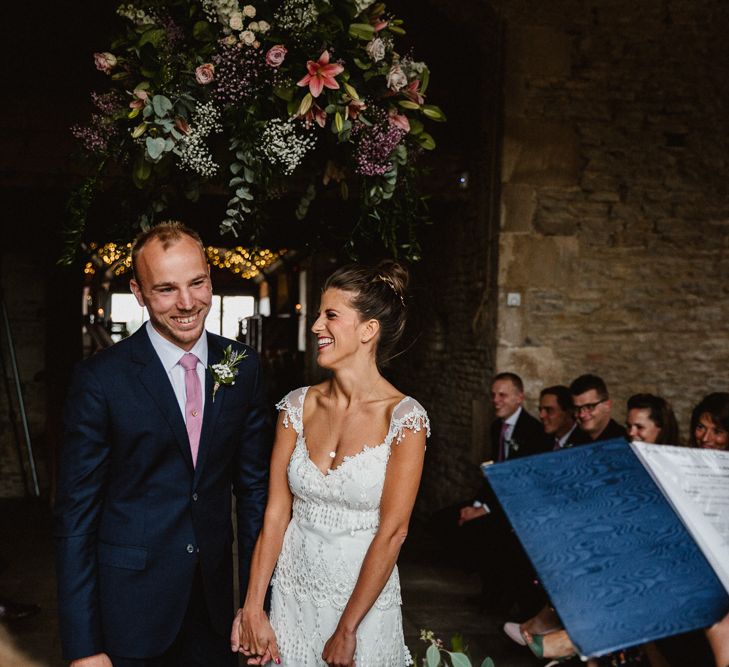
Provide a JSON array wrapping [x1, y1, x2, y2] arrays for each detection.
[[230, 606, 281, 665], [322, 627, 357, 667]]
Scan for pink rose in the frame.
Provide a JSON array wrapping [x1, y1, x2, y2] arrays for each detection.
[[93, 52, 117, 74], [195, 63, 215, 85], [266, 45, 287, 68], [386, 64, 407, 92]]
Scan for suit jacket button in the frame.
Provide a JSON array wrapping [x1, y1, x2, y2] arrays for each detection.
[[192, 493, 198, 501], [186, 544, 194, 554]]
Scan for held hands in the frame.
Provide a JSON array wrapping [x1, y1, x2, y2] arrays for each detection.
[[70, 654, 113, 667], [231, 606, 281, 665], [322, 626, 357, 667]]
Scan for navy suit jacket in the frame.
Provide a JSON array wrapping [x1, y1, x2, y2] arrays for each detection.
[[53, 327, 271, 660]]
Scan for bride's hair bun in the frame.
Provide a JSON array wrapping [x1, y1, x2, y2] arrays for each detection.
[[323, 260, 410, 367]]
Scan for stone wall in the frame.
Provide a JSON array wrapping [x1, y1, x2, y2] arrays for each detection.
[[493, 0, 729, 434]]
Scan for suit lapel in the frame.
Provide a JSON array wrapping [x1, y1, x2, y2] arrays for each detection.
[[193, 333, 225, 487], [132, 327, 194, 472]]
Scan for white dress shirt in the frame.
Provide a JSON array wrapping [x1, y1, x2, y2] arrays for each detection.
[[555, 423, 578, 449], [146, 321, 207, 423]]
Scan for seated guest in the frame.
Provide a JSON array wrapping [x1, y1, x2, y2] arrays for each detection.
[[459, 372, 549, 525], [690, 393, 729, 450], [538, 385, 581, 449], [570, 374, 627, 442], [451, 372, 549, 612], [626, 393, 680, 445]]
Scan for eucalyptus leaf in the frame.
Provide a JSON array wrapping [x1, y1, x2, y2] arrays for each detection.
[[480, 658, 495, 667], [425, 644, 441, 667], [152, 95, 173, 118], [243, 167, 256, 183], [448, 652, 471, 667], [145, 137, 166, 161], [229, 176, 245, 187], [230, 163, 243, 174]]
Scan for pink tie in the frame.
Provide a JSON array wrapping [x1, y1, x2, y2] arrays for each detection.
[[498, 421, 509, 462], [179, 353, 202, 467]]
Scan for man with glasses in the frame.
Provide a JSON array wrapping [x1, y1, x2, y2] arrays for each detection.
[[569, 374, 627, 442]]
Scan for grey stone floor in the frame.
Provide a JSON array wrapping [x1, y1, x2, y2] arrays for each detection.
[[0, 499, 535, 666]]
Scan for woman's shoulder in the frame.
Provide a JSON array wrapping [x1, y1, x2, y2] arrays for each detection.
[[389, 395, 430, 442]]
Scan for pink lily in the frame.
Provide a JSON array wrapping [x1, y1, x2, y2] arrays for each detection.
[[388, 109, 410, 132], [402, 80, 425, 105], [345, 98, 367, 120], [297, 50, 344, 98], [370, 16, 388, 32], [301, 103, 327, 129]]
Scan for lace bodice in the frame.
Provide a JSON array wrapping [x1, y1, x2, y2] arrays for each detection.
[[276, 386, 430, 535]]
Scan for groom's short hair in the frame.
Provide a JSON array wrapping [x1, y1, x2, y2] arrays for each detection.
[[131, 221, 206, 281]]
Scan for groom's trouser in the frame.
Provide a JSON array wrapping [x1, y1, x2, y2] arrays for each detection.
[[109, 566, 236, 667]]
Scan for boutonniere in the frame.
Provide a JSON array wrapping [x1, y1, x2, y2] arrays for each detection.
[[506, 438, 520, 453], [208, 345, 247, 402]]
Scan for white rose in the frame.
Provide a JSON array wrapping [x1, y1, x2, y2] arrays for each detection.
[[242, 4, 256, 17], [386, 64, 408, 92], [257, 20, 270, 33], [248, 21, 259, 31], [229, 12, 243, 31], [240, 30, 256, 45], [366, 37, 386, 63]]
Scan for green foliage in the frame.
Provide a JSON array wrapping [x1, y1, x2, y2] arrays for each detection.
[[66, 0, 443, 260]]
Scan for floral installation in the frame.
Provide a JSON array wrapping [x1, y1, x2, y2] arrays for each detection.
[[65, 0, 445, 262], [419, 630, 495, 667], [209, 344, 247, 401]]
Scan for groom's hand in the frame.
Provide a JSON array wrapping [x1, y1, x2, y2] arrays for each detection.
[[70, 654, 113, 667]]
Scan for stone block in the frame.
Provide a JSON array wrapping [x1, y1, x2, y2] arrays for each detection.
[[499, 233, 579, 288], [502, 118, 584, 186], [501, 183, 536, 231]]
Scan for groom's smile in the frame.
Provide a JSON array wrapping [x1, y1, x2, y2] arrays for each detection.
[[130, 234, 213, 351]]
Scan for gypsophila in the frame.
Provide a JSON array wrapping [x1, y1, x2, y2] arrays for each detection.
[[260, 118, 316, 175], [208, 345, 247, 402], [174, 101, 223, 177], [274, 0, 318, 32], [117, 4, 155, 24], [201, 0, 241, 33]]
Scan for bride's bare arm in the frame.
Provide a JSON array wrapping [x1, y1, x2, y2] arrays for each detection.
[[322, 425, 426, 666], [231, 412, 297, 660]]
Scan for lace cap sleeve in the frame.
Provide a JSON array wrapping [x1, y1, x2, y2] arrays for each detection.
[[388, 396, 430, 445], [275, 386, 309, 434]]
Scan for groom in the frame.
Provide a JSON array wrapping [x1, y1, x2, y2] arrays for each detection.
[[54, 222, 271, 667]]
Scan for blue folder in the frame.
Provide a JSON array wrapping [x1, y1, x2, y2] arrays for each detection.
[[484, 438, 729, 657]]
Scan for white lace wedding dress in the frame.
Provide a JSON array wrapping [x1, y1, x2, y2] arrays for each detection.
[[270, 386, 429, 666]]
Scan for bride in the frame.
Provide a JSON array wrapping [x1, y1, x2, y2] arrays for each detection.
[[231, 261, 429, 666]]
